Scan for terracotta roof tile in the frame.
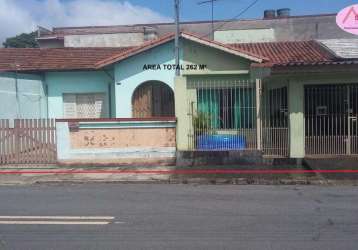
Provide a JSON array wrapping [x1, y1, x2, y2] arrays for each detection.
[[0, 36, 343, 73], [229, 40, 336, 66], [95, 33, 176, 68], [0, 47, 133, 72]]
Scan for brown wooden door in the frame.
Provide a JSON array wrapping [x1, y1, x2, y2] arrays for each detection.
[[132, 81, 174, 118], [132, 83, 153, 118]]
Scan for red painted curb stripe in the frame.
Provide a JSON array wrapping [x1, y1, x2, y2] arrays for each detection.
[[0, 170, 358, 174]]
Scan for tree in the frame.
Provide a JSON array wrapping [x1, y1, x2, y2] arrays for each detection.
[[3, 31, 39, 48]]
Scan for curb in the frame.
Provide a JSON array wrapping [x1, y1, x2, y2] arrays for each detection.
[[2, 176, 357, 186]]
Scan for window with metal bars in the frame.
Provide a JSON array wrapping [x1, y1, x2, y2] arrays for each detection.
[[63, 93, 106, 118], [197, 87, 255, 129]]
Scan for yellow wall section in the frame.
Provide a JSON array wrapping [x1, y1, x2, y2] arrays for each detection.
[[182, 39, 251, 74]]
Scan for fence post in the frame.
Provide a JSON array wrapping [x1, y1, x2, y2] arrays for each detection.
[[14, 119, 20, 163], [256, 79, 262, 151]]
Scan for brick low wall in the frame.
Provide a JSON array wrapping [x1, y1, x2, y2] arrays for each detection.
[[56, 118, 176, 165]]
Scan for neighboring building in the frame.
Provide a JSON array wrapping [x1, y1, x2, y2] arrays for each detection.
[[1, 32, 358, 162], [37, 11, 357, 48], [0, 47, 129, 119], [318, 39, 358, 58], [0, 72, 47, 119]]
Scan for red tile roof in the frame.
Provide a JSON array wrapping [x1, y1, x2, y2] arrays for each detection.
[[229, 40, 336, 67], [0, 35, 342, 73], [0, 47, 133, 72]]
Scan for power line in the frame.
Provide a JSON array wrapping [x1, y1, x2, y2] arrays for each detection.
[[197, 0, 222, 40], [174, 0, 180, 76], [200, 0, 260, 39]]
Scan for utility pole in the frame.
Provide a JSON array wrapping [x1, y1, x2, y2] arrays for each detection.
[[174, 0, 180, 76], [198, 0, 220, 40]]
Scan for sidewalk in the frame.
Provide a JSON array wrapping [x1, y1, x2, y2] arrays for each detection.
[[1, 164, 357, 185]]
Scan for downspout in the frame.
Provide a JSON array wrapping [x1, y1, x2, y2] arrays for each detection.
[[102, 69, 115, 118], [14, 68, 20, 119], [108, 82, 112, 118], [42, 72, 49, 119]]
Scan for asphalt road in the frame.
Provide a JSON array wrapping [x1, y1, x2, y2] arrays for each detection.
[[0, 184, 357, 250]]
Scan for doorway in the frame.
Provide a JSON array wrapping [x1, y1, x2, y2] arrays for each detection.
[[132, 81, 174, 118]]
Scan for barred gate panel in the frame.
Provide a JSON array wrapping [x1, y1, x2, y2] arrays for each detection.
[[305, 84, 358, 156], [262, 86, 289, 157], [187, 79, 257, 151], [351, 85, 358, 155]]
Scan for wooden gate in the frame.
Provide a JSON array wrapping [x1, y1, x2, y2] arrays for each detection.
[[0, 119, 57, 164]]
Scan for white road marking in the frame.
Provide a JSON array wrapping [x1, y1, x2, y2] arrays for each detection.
[[0, 221, 110, 225], [0, 216, 114, 220]]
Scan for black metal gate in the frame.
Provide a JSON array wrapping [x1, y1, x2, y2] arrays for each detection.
[[305, 84, 358, 155]]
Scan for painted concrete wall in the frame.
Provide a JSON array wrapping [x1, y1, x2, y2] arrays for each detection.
[[288, 79, 305, 158], [64, 33, 145, 47], [70, 127, 176, 149], [46, 71, 113, 118], [56, 120, 176, 164], [214, 28, 276, 43], [174, 76, 189, 150], [114, 41, 176, 118], [0, 72, 47, 119], [37, 39, 65, 48]]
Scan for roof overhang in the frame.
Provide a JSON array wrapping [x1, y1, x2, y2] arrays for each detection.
[[95, 32, 266, 69], [180, 32, 265, 63], [36, 36, 64, 41], [255, 60, 358, 75]]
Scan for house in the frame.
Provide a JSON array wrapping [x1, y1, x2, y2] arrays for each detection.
[[0, 31, 358, 164], [36, 11, 357, 48]]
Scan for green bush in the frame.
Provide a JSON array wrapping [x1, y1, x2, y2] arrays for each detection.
[[193, 112, 211, 134]]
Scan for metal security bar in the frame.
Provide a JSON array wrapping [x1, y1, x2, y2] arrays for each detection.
[[187, 79, 257, 150], [262, 86, 289, 157], [305, 84, 358, 155]]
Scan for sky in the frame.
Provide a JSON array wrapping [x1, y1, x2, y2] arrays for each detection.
[[0, 0, 357, 43]]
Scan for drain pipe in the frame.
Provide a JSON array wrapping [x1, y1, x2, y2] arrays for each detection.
[[42, 72, 49, 118], [102, 69, 115, 118], [14, 64, 20, 119]]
